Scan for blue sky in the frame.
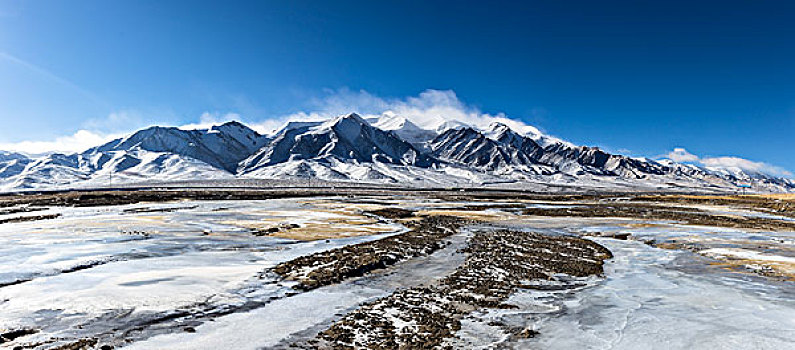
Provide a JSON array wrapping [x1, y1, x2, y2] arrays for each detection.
[[0, 0, 793, 175]]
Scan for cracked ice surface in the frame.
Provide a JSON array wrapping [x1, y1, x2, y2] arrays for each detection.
[[511, 239, 795, 349]]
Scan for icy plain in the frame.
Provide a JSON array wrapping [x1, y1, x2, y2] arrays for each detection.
[[0, 197, 792, 349]]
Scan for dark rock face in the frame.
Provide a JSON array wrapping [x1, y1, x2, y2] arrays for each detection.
[[241, 123, 319, 167], [491, 124, 546, 161], [429, 124, 669, 178], [430, 127, 516, 170], [535, 142, 669, 177], [241, 114, 436, 174]]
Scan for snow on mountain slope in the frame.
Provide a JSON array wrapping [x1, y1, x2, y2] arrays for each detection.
[[486, 123, 546, 161], [241, 158, 519, 187], [371, 114, 438, 145], [0, 151, 29, 163], [434, 120, 469, 134], [535, 142, 669, 178], [0, 122, 259, 191], [0, 114, 791, 193], [88, 121, 268, 173], [0, 153, 87, 190], [430, 127, 510, 170], [0, 152, 32, 179], [0, 150, 232, 191], [429, 126, 553, 175], [91, 151, 234, 184], [240, 113, 435, 174], [431, 124, 666, 178], [429, 122, 792, 191], [265, 121, 324, 138]]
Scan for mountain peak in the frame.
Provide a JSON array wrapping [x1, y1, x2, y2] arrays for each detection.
[[342, 112, 370, 126], [488, 121, 510, 130], [0, 151, 30, 162], [319, 113, 368, 130], [209, 120, 262, 139], [371, 114, 437, 145], [435, 120, 468, 133], [212, 120, 249, 131], [339, 112, 365, 122], [372, 114, 411, 130], [485, 122, 515, 138], [3, 117, 793, 193]]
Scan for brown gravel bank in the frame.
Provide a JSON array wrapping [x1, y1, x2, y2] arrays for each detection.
[[0, 213, 61, 225], [522, 203, 795, 231], [635, 194, 795, 218], [273, 215, 475, 290], [299, 230, 611, 349]]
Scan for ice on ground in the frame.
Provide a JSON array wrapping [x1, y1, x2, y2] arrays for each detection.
[[2, 197, 794, 350], [702, 248, 795, 264], [460, 238, 795, 349], [122, 286, 384, 350], [122, 226, 473, 349], [0, 198, 406, 348], [0, 251, 264, 315]]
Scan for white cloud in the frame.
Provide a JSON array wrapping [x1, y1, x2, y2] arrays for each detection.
[[666, 148, 700, 163], [0, 109, 176, 155], [179, 112, 242, 130], [663, 147, 792, 178], [700, 156, 792, 177], [2, 87, 790, 180], [256, 88, 546, 137], [0, 110, 244, 155], [0, 88, 551, 153], [0, 130, 122, 155]]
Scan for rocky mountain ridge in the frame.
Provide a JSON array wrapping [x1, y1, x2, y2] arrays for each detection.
[[1, 114, 792, 192]]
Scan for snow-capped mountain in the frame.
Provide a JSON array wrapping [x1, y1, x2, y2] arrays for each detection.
[[429, 126, 553, 175], [371, 114, 438, 146], [0, 122, 263, 190], [240, 113, 434, 174], [431, 123, 670, 179], [87, 121, 268, 172], [1, 114, 792, 192], [0, 151, 32, 179], [0, 151, 28, 162], [1, 150, 232, 190]]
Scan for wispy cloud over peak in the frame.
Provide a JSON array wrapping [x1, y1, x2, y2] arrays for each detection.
[[664, 147, 792, 178], [666, 148, 700, 163], [179, 112, 243, 131], [257, 88, 546, 138]]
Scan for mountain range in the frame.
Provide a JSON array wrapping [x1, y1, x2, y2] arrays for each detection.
[[1, 113, 792, 192]]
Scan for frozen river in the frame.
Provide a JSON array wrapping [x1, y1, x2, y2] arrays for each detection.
[[484, 238, 795, 349], [0, 197, 793, 349], [539, 238, 794, 349]]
